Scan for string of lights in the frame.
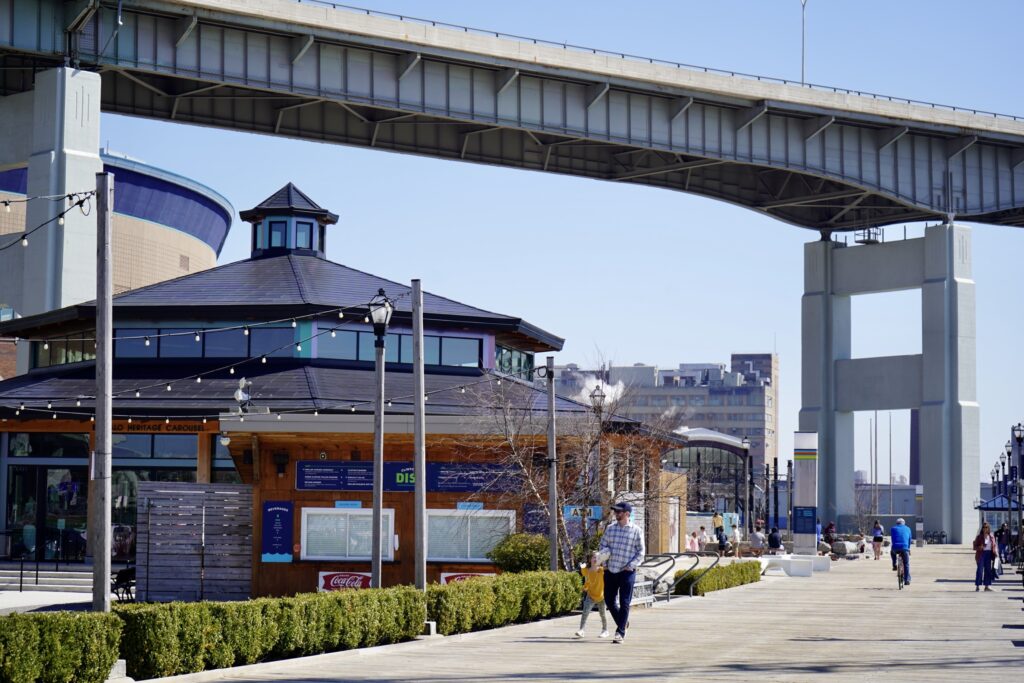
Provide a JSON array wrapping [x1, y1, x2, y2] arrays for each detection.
[[0, 192, 94, 254], [1, 190, 95, 209], [7, 290, 412, 407], [10, 288, 413, 345]]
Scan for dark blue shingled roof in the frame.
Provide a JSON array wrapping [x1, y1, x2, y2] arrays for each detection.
[[239, 183, 339, 224]]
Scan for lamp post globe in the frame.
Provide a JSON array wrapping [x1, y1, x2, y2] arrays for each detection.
[[368, 288, 394, 338], [589, 384, 606, 410], [1013, 423, 1024, 445], [368, 287, 392, 589]]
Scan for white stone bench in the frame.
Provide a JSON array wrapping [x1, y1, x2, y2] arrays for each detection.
[[789, 554, 831, 572], [761, 557, 813, 577]]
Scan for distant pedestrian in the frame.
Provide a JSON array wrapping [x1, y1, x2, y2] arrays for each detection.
[[767, 527, 783, 554], [871, 520, 884, 560], [698, 526, 710, 549], [973, 522, 998, 592], [995, 522, 1010, 565], [712, 512, 724, 536], [575, 551, 609, 639], [749, 527, 766, 557], [716, 527, 729, 557], [823, 521, 837, 546], [815, 518, 822, 546], [599, 501, 644, 644], [686, 531, 700, 552], [731, 523, 743, 558]]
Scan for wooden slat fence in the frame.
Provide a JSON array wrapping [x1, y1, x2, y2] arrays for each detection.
[[136, 482, 252, 602]]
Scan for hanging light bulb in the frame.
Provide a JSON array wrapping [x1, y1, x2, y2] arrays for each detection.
[[46, 401, 51, 409], [363, 315, 369, 323], [134, 389, 141, 398], [43, 341, 49, 350], [424, 394, 429, 401], [239, 415, 244, 423], [128, 417, 133, 424], [165, 417, 170, 424], [90, 416, 95, 423], [52, 412, 57, 419], [229, 367, 235, 375], [291, 319, 297, 328], [386, 400, 392, 407], [195, 376, 202, 383], [314, 409, 319, 416], [261, 356, 267, 364], [57, 214, 64, 226], [338, 310, 344, 319], [20, 236, 27, 248], [243, 326, 250, 336], [14, 409, 20, 416], [194, 331, 201, 342], [350, 405, 356, 412], [276, 413, 282, 420], [144, 336, 151, 347], [3, 201, 9, 213], [496, 379, 502, 386], [18, 403, 24, 411], [166, 384, 172, 392], [75, 400, 81, 407], [296, 343, 302, 352], [460, 387, 466, 394], [330, 329, 336, 338]]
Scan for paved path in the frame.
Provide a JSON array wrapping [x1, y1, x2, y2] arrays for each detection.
[[0, 590, 95, 615], [155, 545, 1023, 682]]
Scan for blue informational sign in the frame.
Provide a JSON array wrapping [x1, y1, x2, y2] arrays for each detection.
[[457, 502, 484, 510], [296, 461, 519, 493], [261, 501, 293, 563], [793, 506, 817, 534], [334, 501, 362, 508]]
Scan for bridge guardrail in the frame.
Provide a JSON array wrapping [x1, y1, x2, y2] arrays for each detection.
[[298, 0, 1023, 123]]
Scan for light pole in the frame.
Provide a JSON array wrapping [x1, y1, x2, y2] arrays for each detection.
[[590, 384, 606, 501], [1001, 447, 1009, 529], [1013, 423, 1024, 542], [800, 0, 808, 85], [741, 437, 751, 533], [369, 288, 393, 589]]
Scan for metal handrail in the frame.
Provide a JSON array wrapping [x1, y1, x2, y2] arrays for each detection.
[[637, 553, 685, 601], [664, 553, 702, 599], [680, 551, 722, 597], [297, 0, 1023, 123]]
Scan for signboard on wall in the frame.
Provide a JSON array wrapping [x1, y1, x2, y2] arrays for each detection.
[[296, 461, 519, 493], [318, 571, 372, 591], [261, 501, 293, 563], [440, 572, 495, 585]]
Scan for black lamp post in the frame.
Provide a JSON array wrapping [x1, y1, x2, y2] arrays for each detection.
[[1013, 423, 1024, 540], [369, 288, 393, 589], [741, 437, 751, 533], [589, 384, 606, 505]]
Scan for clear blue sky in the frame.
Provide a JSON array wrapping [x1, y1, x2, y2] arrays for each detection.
[[103, 0, 1024, 485]]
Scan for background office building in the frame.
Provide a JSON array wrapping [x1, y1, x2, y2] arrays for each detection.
[[554, 353, 778, 472]]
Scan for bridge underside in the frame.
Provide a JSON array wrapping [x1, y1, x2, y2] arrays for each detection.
[[4, 0, 1024, 230]]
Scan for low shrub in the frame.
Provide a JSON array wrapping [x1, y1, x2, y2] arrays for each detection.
[[486, 533, 550, 573], [673, 560, 762, 596], [426, 570, 581, 635], [0, 612, 122, 683], [115, 586, 426, 680]]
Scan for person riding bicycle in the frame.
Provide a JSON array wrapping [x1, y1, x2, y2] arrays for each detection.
[[890, 517, 913, 587]]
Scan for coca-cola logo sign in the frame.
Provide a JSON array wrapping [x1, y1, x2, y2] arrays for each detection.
[[440, 572, 495, 585], [318, 572, 371, 591]]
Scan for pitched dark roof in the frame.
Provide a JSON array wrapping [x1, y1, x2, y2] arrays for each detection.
[[0, 254, 563, 351], [238, 183, 339, 224]]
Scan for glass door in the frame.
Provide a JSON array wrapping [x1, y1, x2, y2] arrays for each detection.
[[5, 465, 88, 562]]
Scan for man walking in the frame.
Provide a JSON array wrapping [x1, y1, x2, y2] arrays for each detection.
[[600, 501, 645, 644]]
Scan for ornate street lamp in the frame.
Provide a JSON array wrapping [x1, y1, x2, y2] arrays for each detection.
[[369, 288, 393, 589], [590, 384, 607, 497]]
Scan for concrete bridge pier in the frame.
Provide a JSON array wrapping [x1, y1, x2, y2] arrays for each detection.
[[0, 67, 102, 317], [799, 223, 978, 544]]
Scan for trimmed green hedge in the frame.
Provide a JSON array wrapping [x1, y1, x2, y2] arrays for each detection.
[[486, 533, 550, 573], [115, 586, 426, 680], [0, 612, 122, 683], [426, 570, 581, 636], [674, 560, 762, 596]]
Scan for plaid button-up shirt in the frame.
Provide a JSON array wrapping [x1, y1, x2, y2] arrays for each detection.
[[600, 521, 645, 573]]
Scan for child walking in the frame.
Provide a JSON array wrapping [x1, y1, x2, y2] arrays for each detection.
[[575, 551, 609, 639]]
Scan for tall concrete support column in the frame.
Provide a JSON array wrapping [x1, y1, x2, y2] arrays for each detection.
[[799, 239, 854, 523], [22, 68, 102, 318], [920, 222, 978, 544]]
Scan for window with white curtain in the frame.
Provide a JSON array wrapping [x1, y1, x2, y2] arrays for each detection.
[[300, 507, 394, 561], [426, 509, 514, 561]]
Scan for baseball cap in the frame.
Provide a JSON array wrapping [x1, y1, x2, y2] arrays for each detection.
[[610, 501, 633, 513]]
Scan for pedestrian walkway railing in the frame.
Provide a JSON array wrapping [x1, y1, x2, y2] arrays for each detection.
[[637, 551, 722, 600]]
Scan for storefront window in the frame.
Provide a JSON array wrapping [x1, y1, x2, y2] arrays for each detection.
[[300, 508, 394, 561], [205, 328, 247, 357], [250, 327, 293, 358], [115, 328, 157, 358], [113, 434, 152, 458], [426, 509, 513, 561], [153, 434, 198, 459], [441, 338, 480, 368], [8, 433, 89, 458]]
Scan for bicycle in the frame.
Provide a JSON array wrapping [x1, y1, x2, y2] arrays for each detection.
[[896, 552, 905, 590]]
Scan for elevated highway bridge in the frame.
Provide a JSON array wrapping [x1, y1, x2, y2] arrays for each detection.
[[2, 0, 1024, 230], [0, 0, 1016, 543]]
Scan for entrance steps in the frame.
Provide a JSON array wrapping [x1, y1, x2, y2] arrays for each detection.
[[0, 566, 94, 593]]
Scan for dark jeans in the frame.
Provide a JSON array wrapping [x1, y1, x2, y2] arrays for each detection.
[[890, 548, 911, 584], [976, 550, 995, 586], [603, 569, 636, 636]]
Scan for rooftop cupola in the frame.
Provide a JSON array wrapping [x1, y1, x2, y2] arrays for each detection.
[[239, 183, 339, 259]]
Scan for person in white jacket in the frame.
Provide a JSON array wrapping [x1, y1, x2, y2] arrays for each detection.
[[731, 523, 743, 558]]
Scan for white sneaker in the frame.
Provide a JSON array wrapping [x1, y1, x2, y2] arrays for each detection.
[[574, 630, 585, 638], [599, 630, 610, 638], [612, 633, 623, 643]]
